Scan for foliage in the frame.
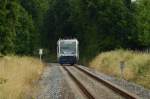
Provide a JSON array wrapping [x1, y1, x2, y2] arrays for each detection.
[[89, 50, 150, 89], [0, 0, 149, 61], [136, 0, 150, 47], [15, 6, 36, 54], [0, 56, 43, 98]]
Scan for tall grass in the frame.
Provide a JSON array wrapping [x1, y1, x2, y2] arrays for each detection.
[[0, 56, 44, 99], [89, 50, 150, 89]]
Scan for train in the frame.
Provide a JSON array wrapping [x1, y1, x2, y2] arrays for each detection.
[[57, 39, 79, 65]]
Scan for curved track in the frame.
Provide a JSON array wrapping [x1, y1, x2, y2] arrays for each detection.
[[63, 66, 95, 99], [63, 65, 140, 99]]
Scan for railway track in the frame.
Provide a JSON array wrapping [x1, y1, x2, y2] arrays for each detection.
[[63, 66, 95, 99], [63, 65, 140, 99]]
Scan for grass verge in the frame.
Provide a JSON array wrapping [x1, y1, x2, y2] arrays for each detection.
[[89, 50, 150, 89], [0, 56, 44, 99]]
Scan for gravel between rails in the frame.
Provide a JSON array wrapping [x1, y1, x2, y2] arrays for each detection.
[[60, 66, 87, 99], [77, 65, 150, 99], [37, 64, 76, 99], [66, 66, 124, 99]]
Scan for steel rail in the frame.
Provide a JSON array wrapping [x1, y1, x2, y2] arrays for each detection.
[[74, 65, 140, 99], [63, 66, 95, 99]]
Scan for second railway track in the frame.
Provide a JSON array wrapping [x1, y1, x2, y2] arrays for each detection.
[[63, 65, 140, 99]]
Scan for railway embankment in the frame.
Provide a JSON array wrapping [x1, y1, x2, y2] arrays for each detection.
[[89, 50, 150, 98], [0, 56, 44, 99]]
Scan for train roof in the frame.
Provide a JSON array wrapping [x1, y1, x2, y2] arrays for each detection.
[[57, 38, 78, 44], [58, 38, 78, 42]]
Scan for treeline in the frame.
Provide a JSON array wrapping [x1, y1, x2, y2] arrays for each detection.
[[0, 0, 49, 55], [0, 0, 150, 61]]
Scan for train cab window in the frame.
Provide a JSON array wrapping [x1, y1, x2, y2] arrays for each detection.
[[60, 41, 76, 54]]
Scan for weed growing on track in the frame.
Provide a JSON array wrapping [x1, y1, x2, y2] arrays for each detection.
[[0, 56, 44, 99], [89, 50, 150, 89]]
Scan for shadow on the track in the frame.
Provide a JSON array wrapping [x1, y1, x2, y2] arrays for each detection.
[[60, 64, 76, 66], [47, 63, 76, 67]]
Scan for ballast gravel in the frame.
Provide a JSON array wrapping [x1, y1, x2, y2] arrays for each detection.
[[37, 64, 76, 99], [66, 66, 124, 99], [78, 65, 150, 99], [37, 63, 149, 99]]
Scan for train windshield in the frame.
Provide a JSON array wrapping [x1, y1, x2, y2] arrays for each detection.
[[60, 41, 76, 54]]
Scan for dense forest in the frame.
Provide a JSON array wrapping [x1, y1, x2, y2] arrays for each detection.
[[0, 0, 150, 61]]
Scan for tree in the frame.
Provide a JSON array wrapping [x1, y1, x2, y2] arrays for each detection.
[[42, 0, 73, 51], [69, 0, 136, 60], [0, 0, 19, 54], [0, 0, 7, 53], [136, 0, 150, 47], [0, 0, 39, 55], [15, 5, 36, 54]]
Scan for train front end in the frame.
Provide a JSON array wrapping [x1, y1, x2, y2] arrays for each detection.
[[57, 39, 79, 65]]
